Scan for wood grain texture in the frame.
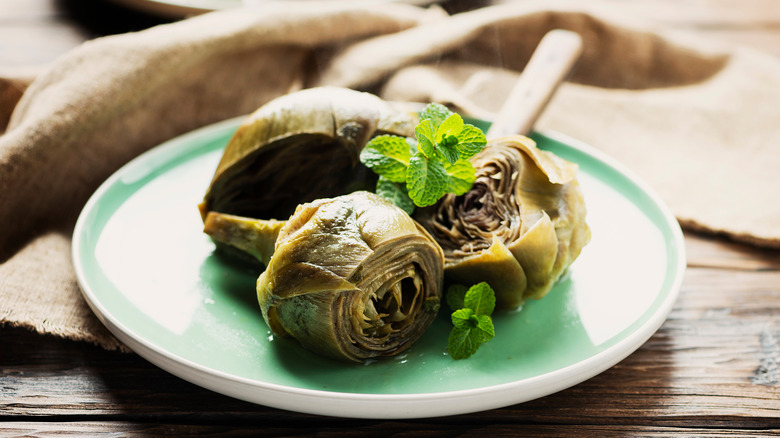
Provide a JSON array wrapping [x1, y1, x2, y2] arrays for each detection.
[[2, 423, 780, 437]]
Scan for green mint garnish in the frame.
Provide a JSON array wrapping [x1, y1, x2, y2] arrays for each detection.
[[358, 136, 412, 183], [446, 282, 496, 360], [376, 176, 415, 216], [419, 102, 452, 126], [446, 284, 468, 311], [360, 103, 487, 213], [407, 153, 449, 207]]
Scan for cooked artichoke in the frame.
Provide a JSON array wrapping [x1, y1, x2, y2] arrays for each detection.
[[199, 87, 417, 264], [254, 191, 444, 362], [415, 135, 590, 310]]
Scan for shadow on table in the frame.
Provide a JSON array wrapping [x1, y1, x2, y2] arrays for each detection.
[[57, 0, 174, 38], [56, 0, 495, 40]]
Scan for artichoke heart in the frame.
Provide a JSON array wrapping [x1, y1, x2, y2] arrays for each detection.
[[257, 191, 444, 362], [415, 135, 590, 310], [199, 87, 417, 264]]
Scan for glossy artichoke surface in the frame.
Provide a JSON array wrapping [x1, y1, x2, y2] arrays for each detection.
[[256, 191, 444, 362], [199, 87, 417, 265], [199, 86, 416, 224], [415, 135, 590, 310]]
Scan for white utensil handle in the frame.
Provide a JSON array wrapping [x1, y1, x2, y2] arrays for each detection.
[[487, 29, 583, 138]]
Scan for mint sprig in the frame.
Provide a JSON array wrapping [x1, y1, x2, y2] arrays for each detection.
[[360, 103, 487, 213], [446, 282, 496, 360]]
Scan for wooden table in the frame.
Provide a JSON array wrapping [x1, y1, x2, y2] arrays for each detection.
[[3, 0, 780, 435]]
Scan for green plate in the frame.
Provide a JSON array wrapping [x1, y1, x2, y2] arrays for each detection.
[[72, 116, 685, 419]]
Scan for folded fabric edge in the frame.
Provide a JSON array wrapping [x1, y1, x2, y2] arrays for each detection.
[[1, 318, 130, 353], [679, 218, 780, 250]]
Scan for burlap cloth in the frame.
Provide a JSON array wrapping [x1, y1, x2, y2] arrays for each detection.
[[1, 0, 778, 350]]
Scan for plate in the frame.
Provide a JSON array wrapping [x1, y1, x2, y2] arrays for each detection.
[[72, 116, 685, 419], [106, 0, 440, 19]]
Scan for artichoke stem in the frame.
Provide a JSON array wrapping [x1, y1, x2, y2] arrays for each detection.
[[203, 211, 284, 266]]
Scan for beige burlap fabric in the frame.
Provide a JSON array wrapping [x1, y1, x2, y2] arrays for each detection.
[[1, 1, 778, 350]]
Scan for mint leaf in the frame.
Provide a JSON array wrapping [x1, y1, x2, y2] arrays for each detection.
[[447, 311, 494, 360], [407, 153, 448, 207], [444, 159, 476, 195], [451, 308, 476, 329], [415, 119, 436, 158], [473, 315, 495, 342], [360, 135, 412, 183], [420, 103, 452, 127], [446, 282, 496, 360], [437, 113, 464, 142], [376, 176, 415, 215], [464, 282, 495, 316], [448, 326, 478, 360], [437, 134, 460, 164], [456, 124, 487, 159], [446, 284, 468, 311], [435, 114, 464, 164]]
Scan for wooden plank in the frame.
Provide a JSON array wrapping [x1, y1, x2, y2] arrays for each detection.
[[1, 422, 779, 436], [685, 232, 780, 271]]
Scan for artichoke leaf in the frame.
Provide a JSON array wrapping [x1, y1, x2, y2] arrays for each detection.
[[265, 291, 347, 354], [446, 235, 528, 309], [503, 135, 579, 185], [506, 212, 559, 300], [258, 261, 359, 304]]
